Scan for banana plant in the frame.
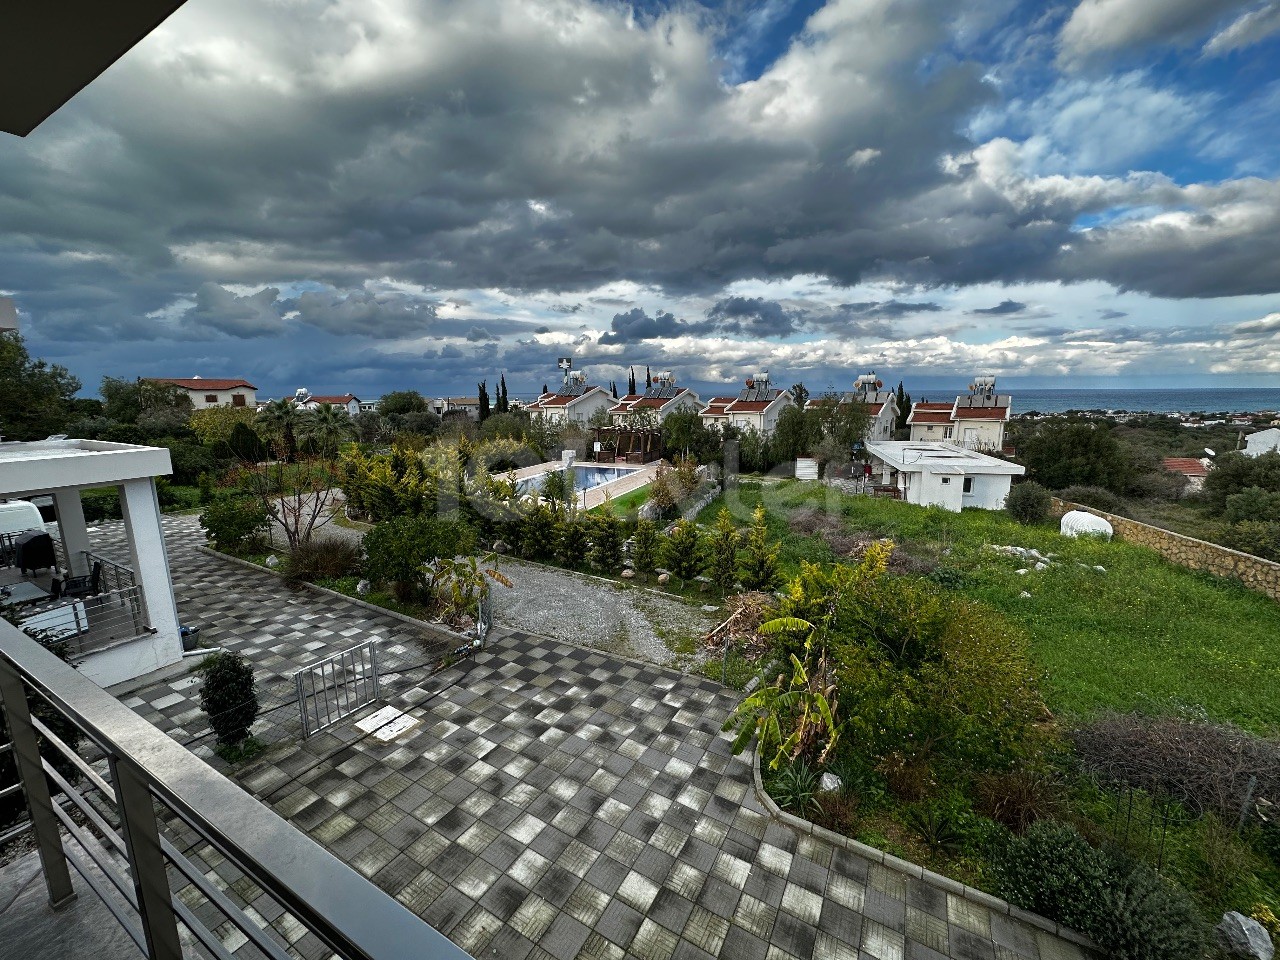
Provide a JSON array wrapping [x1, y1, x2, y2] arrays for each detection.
[[723, 616, 840, 770]]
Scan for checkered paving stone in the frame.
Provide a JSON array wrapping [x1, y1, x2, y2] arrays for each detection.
[[109, 517, 1093, 960]]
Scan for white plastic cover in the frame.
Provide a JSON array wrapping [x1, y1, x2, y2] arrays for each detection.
[[0, 499, 43, 536], [1060, 510, 1113, 540]]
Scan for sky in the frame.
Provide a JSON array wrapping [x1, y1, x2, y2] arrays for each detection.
[[5, 0, 1280, 402]]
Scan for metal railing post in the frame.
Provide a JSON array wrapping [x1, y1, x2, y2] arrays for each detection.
[[0, 660, 76, 908], [110, 756, 183, 960]]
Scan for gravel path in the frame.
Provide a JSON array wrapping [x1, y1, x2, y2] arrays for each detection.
[[491, 556, 719, 667]]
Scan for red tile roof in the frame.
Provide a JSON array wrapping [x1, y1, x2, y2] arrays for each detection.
[[309, 394, 357, 404], [151, 377, 256, 391], [908, 410, 953, 424], [1163, 457, 1209, 478], [725, 400, 774, 412], [954, 407, 1009, 421], [914, 402, 954, 411]]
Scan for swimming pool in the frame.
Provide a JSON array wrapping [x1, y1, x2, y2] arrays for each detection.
[[516, 464, 641, 497]]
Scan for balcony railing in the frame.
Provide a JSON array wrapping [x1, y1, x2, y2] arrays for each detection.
[[0, 621, 473, 960], [17, 585, 147, 657]]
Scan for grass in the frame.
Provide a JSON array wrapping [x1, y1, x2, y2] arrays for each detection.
[[590, 483, 651, 518], [699, 480, 1280, 735]]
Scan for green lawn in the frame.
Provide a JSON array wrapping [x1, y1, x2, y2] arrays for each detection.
[[590, 483, 651, 518], [699, 481, 1280, 735]]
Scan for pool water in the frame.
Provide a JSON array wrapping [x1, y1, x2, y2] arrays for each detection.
[[517, 464, 639, 496]]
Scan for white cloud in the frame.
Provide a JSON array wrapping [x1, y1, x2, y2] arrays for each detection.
[[1058, 0, 1251, 64], [1204, 2, 1280, 56]]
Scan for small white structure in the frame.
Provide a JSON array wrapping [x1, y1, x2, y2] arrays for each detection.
[[863, 441, 1025, 512], [1060, 510, 1114, 540], [1244, 428, 1280, 458], [0, 438, 181, 687]]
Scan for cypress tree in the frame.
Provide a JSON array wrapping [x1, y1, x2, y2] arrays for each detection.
[[628, 367, 637, 395], [477, 380, 491, 421]]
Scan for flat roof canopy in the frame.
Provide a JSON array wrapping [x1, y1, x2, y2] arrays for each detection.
[[864, 440, 1026, 476], [2, 1, 189, 137], [0, 439, 172, 497]]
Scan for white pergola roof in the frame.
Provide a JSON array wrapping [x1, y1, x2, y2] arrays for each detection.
[[0, 439, 172, 497], [864, 441, 1026, 476]]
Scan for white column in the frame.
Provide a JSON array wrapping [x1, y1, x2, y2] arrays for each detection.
[[118, 479, 182, 662], [53, 488, 91, 576]]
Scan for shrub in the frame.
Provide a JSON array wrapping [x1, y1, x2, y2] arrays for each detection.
[[738, 505, 781, 592], [1057, 484, 1124, 515], [589, 513, 625, 573], [554, 516, 591, 570], [193, 652, 259, 746], [282, 537, 363, 583], [199, 496, 270, 551], [1006, 481, 1051, 525], [647, 466, 678, 516], [975, 769, 1063, 833], [770, 758, 822, 819], [704, 508, 740, 593], [518, 503, 557, 562], [631, 518, 659, 575], [364, 515, 475, 601], [1091, 854, 1206, 960], [996, 820, 1111, 932], [1223, 520, 1280, 561], [81, 487, 123, 522], [661, 520, 702, 581], [1224, 486, 1280, 525]]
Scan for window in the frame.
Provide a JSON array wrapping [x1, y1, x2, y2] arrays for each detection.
[[963, 477, 973, 493], [205, 394, 218, 403], [940, 477, 951, 485], [943, 427, 953, 439], [231, 394, 246, 407]]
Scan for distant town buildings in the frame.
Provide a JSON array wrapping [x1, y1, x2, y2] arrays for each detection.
[[432, 397, 483, 421], [608, 373, 700, 423], [150, 376, 257, 409], [907, 376, 1011, 451], [699, 371, 794, 437], [292, 388, 361, 416]]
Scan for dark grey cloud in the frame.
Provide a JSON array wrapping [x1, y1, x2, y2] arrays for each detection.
[[466, 326, 498, 342], [287, 289, 440, 339], [839, 301, 944, 319], [1098, 308, 1128, 320], [599, 308, 712, 344], [705, 296, 799, 337], [183, 283, 286, 339], [970, 299, 1026, 315]]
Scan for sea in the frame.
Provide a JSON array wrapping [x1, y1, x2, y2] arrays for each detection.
[[1008, 388, 1280, 416]]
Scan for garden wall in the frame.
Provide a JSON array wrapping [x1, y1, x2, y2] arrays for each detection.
[[1050, 497, 1280, 602]]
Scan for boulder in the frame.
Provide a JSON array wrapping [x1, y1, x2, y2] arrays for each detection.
[[492, 540, 509, 554], [819, 772, 843, 793], [265, 555, 279, 568], [356, 579, 372, 596], [657, 573, 670, 586], [620, 568, 635, 580], [1215, 912, 1275, 960]]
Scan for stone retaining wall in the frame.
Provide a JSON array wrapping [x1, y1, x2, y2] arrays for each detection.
[[1050, 498, 1280, 602]]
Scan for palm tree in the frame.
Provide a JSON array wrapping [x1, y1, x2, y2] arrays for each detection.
[[296, 405, 355, 459], [256, 398, 300, 460]]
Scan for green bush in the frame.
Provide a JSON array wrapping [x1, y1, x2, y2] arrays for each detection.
[[661, 520, 702, 581], [81, 487, 123, 522], [997, 821, 1206, 960], [704, 508, 740, 593], [738, 505, 781, 592], [1224, 486, 1280, 525], [589, 513, 626, 573], [156, 480, 202, 511], [517, 503, 557, 562], [769, 758, 822, 819], [554, 516, 591, 570], [631, 518, 660, 575], [1057, 485, 1124, 515], [199, 496, 269, 551], [1006, 481, 1051, 525], [282, 538, 363, 583], [193, 652, 259, 746], [363, 515, 475, 600]]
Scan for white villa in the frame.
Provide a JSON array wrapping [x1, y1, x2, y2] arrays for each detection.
[[291, 388, 361, 416], [805, 373, 899, 442], [1244, 428, 1280, 457], [907, 376, 1011, 451], [0, 438, 182, 686], [608, 373, 701, 423], [525, 371, 614, 425], [863, 440, 1025, 511], [151, 376, 257, 409], [432, 397, 483, 420], [699, 372, 794, 437]]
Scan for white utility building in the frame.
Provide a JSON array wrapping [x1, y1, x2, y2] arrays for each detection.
[[862, 441, 1025, 512]]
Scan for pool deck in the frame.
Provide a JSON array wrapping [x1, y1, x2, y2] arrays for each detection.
[[499, 461, 660, 511]]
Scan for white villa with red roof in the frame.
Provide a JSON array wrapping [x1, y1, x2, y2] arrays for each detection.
[[525, 371, 615, 425], [149, 376, 257, 409], [293, 388, 361, 416], [608, 373, 701, 423], [907, 377, 1012, 451], [699, 371, 794, 437], [804, 373, 898, 442]]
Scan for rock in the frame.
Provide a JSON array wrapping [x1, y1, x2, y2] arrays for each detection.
[[356, 579, 372, 596], [657, 573, 670, 585], [265, 555, 279, 568], [1034, 561, 1048, 571], [701, 604, 719, 612], [1216, 912, 1275, 960], [620, 568, 635, 580], [819, 772, 843, 792], [1015, 568, 1029, 575], [1094, 565, 1106, 572], [1020, 591, 1032, 598], [492, 540, 509, 554]]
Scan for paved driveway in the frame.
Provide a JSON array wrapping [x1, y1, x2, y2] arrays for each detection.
[[112, 518, 1087, 960]]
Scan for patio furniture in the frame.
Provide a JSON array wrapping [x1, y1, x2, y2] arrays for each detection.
[[52, 561, 102, 601], [15, 530, 55, 575]]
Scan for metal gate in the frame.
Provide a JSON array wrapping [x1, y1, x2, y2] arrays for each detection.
[[294, 640, 381, 738]]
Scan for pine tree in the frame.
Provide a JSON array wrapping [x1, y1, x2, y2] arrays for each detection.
[[628, 367, 637, 395], [738, 506, 781, 592], [477, 380, 491, 421], [895, 380, 911, 434], [498, 374, 509, 414], [589, 513, 625, 572], [543, 383, 549, 394], [646, 366, 652, 389], [631, 518, 659, 576], [705, 508, 740, 594], [661, 520, 702, 582], [610, 380, 619, 398]]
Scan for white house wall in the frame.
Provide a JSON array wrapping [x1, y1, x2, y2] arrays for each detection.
[[962, 472, 1014, 510]]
